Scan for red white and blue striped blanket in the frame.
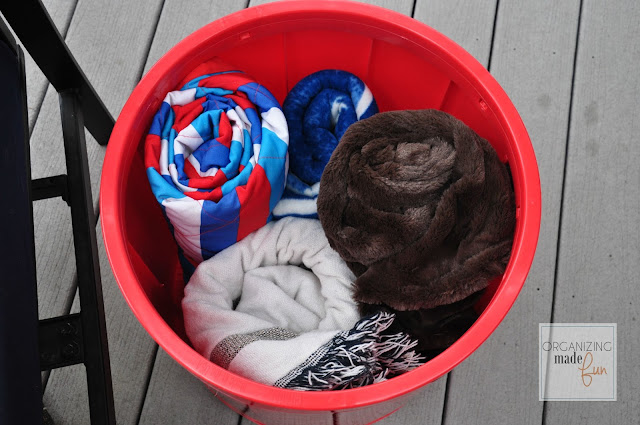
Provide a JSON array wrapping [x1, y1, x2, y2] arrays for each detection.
[[145, 59, 289, 267]]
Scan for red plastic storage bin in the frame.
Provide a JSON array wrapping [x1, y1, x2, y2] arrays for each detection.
[[100, 1, 541, 424]]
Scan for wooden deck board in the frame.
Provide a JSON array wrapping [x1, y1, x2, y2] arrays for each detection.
[[30, 0, 161, 322], [44, 223, 158, 425], [372, 378, 447, 425], [23, 0, 78, 132], [143, 0, 248, 75], [38, 0, 165, 423], [545, 0, 640, 422], [413, 0, 497, 65], [442, 1, 581, 424], [139, 349, 241, 425]]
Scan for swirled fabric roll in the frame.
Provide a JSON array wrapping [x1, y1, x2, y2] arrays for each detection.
[[145, 59, 289, 265], [272, 70, 378, 219], [317, 109, 515, 311]]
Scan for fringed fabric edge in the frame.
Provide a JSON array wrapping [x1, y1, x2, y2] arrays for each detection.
[[275, 311, 424, 391]]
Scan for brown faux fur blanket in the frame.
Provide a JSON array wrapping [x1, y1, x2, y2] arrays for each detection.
[[317, 109, 515, 312]]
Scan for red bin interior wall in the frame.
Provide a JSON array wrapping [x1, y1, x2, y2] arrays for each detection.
[[122, 26, 513, 343]]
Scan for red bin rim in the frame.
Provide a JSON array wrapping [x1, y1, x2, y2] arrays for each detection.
[[100, 0, 541, 412]]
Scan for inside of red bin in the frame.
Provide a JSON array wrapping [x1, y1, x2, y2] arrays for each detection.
[[122, 27, 516, 344]]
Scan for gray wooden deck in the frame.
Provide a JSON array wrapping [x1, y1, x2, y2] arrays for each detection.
[[20, 0, 638, 423]]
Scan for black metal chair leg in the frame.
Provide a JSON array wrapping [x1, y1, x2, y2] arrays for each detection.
[[59, 90, 116, 425]]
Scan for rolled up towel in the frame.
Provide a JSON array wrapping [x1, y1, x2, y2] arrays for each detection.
[[317, 109, 516, 311], [182, 217, 423, 390], [272, 70, 378, 219], [145, 59, 289, 265]]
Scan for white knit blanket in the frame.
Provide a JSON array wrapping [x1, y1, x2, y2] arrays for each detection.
[[183, 217, 423, 390]]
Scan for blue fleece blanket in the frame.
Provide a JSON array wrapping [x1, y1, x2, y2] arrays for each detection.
[[272, 70, 377, 219]]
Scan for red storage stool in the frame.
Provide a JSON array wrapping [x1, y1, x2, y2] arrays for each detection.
[[100, 1, 541, 424]]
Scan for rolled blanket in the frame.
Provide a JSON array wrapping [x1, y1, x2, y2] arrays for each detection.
[[182, 217, 423, 390], [272, 70, 378, 219], [317, 109, 516, 311], [145, 59, 289, 265]]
